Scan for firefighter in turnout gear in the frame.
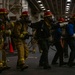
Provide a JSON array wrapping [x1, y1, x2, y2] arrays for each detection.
[[44, 11, 54, 42], [0, 8, 11, 73], [12, 11, 30, 70], [30, 11, 52, 69]]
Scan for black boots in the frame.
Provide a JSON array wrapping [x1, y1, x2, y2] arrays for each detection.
[[0, 66, 11, 73], [39, 62, 51, 69], [43, 65, 51, 69], [52, 62, 58, 65], [67, 62, 75, 67], [0, 67, 3, 73], [52, 61, 67, 67], [3, 66, 11, 70], [16, 63, 28, 71], [59, 62, 68, 67]]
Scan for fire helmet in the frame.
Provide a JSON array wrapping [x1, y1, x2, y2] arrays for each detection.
[[21, 11, 29, 16], [58, 18, 65, 22], [44, 11, 52, 17], [0, 8, 8, 15]]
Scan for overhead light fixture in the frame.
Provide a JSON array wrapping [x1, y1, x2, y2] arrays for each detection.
[[66, 8, 69, 10], [67, 3, 70, 6], [65, 16, 68, 18], [66, 7, 70, 9], [47, 10, 50, 11], [66, 9, 69, 11], [67, 0, 71, 2], [37, 0, 41, 3], [40, 6, 44, 9], [39, 4, 43, 7], [65, 6, 70, 11], [64, 0, 71, 17], [66, 6, 70, 8], [65, 12, 69, 13], [66, 8, 70, 11], [42, 8, 46, 11]]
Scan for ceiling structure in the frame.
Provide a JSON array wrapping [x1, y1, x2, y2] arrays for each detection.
[[27, 0, 75, 19], [1, 0, 75, 20]]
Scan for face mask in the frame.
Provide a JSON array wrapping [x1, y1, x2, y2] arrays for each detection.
[[47, 16, 53, 21], [45, 17, 53, 24], [22, 16, 31, 23]]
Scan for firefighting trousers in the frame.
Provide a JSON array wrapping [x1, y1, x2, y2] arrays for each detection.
[[0, 39, 7, 68], [37, 39, 50, 66], [16, 40, 29, 65]]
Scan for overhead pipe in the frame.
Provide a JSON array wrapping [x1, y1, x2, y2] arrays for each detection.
[[56, 0, 59, 15], [44, 0, 50, 10], [27, 0, 40, 11], [61, 0, 62, 15], [50, 0, 55, 14]]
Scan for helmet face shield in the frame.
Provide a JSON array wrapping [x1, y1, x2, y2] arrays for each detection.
[[44, 16, 53, 23], [44, 11, 54, 23], [47, 16, 53, 21], [0, 14, 8, 21], [20, 11, 31, 23], [21, 15, 31, 23]]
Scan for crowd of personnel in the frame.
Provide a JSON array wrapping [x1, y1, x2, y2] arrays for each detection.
[[0, 8, 75, 73]]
